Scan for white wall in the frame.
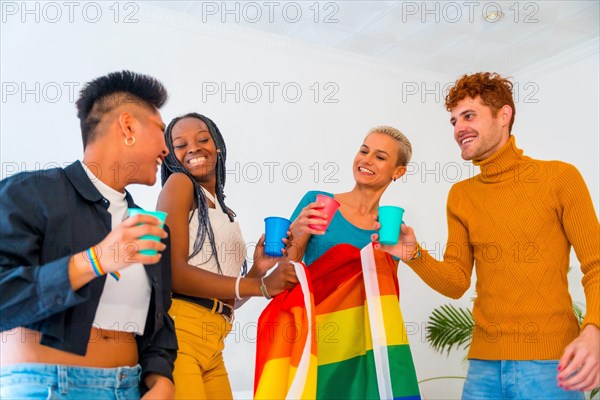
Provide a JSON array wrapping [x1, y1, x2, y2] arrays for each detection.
[[1, 3, 598, 399]]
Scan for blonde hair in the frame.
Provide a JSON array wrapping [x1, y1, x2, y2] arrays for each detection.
[[367, 126, 412, 166]]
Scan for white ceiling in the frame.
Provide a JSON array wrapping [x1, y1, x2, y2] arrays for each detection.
[[148, 1, 599, 77]]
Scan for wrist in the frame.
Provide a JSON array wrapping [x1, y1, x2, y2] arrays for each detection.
[[87, 246, 120, 281], [260, 277, 272, 300], [581, 324, 600, 336], [289, 221, 300, 238], [234, 275, 243, 301], [239, 277, 262, 297], [68, 250, 98, 290], [144, 374, 173, 390], [290, 221, 310, 239], [405, 243, 425, 262]]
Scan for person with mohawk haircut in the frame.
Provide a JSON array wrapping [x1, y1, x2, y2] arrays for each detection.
[[1, 71, 177, 399]]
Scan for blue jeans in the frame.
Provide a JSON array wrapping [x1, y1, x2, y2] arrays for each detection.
[[462, 359, 584, 400], [0, 363, 141, 399]]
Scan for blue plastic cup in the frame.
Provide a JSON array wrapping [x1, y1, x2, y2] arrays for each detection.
[[377, 206, 405, 245], [128, 208, 168, 256], [264, 216, 291, 257]]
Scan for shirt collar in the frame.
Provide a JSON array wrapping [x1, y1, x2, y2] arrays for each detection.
[[80, 161, 126, 205], [64, 161, 136, 207]]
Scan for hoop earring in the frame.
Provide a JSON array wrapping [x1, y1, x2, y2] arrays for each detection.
[[125, 136, 136, 146]]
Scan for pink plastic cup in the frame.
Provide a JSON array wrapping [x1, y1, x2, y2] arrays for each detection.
[[308, 194, 340, 232]]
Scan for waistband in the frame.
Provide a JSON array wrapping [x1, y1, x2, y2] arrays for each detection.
[[171, 293, 233, 318], [0, 363, 141, 388]]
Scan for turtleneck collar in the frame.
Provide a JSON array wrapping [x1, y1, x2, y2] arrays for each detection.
[[473, 135, 524, 182]]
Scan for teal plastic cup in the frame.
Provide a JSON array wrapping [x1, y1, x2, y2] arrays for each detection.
[[128, 208, 168, 256], [264, 217, 291, 257], [377, 206, 405, 245]]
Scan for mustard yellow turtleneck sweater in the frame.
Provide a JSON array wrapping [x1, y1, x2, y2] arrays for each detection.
[[408, 135, 599, 360]]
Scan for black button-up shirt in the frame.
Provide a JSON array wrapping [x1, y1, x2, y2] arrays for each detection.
[[0, 161, 177, 388]]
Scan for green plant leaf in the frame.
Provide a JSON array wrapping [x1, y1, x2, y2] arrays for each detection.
[[426, 304, 474, 356], [418, 376, 466, 385], [590, 387, 599, 399], [572, 302, 585, 326]]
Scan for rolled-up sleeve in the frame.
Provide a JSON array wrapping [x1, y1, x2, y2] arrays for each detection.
[[138, 313, 178, 383]]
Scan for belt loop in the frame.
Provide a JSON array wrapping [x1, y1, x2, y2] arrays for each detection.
[[57, 365, 68, 395], [210, 299, 218, 314], [224, 310, 235, 324]]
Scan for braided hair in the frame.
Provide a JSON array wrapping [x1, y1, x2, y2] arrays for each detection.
[[161, 112, 247, 275]]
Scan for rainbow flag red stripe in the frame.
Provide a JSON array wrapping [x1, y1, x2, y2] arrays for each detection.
[[255, 243, 421, 399], [254, 262, 317, 399]]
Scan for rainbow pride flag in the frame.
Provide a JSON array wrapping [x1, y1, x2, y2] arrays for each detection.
[[255, 243, 421, 399]]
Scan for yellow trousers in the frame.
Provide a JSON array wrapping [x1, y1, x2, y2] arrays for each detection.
[[169, 298, 233, 400]]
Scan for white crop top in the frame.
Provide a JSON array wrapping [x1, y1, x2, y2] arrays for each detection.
[[188, 187, 247, 278], [82, 162, 151, 335]]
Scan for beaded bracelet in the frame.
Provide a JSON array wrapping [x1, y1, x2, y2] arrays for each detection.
[[260, 277, 272, 300], [87, 246, 120, 281]]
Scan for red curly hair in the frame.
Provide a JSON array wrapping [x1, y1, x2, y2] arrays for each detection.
[[445, 72, 516, 133]]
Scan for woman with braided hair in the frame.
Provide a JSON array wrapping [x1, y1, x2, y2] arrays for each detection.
[[156, 113, 298, 399]]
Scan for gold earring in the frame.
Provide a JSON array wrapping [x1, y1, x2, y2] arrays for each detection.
[[125, 136, 136, 146]]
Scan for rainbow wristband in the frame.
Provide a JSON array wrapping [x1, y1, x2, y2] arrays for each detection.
[[407, 244, 426, 262], [87, 247, 120, 281]]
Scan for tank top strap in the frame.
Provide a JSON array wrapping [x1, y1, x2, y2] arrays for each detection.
[[199, 185, 217, 205]]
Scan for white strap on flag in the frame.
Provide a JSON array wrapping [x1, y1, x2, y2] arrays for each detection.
[[286, 262, 313, 400], [360, 244, 393, 400]]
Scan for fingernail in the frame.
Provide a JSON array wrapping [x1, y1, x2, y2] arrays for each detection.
[[557, 366, 562, 371]]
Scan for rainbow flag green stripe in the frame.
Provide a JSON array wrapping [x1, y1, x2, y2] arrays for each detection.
[[317, 346, 420, 399]]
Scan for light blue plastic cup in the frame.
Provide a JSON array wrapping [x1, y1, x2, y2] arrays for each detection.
[[128, 208, 167, 256], [378, 206, 405, 245], [264, 216, 291, 257]]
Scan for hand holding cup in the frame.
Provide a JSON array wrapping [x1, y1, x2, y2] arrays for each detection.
[[290, 194, 340, 237], [264, 217, 291, 257], [371, 207, 420, 261], [128, 208, 168, 256]]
